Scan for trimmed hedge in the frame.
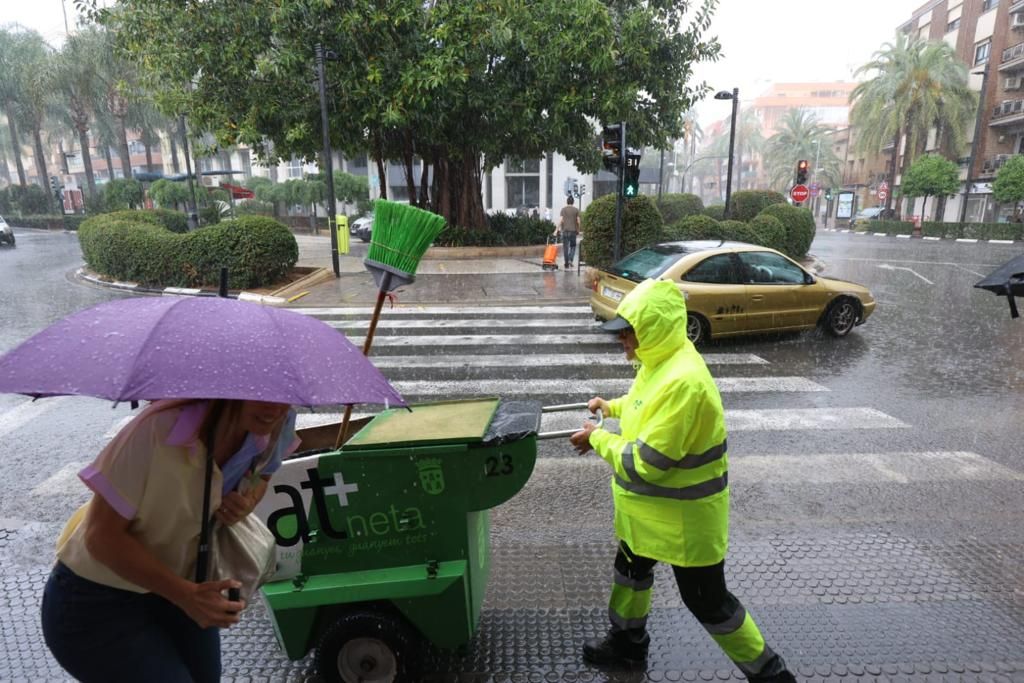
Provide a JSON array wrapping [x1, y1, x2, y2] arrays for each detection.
[[756, 204, 815, 258], [435, 214, 553, 247], [78, 213, 297, 289], [8, 214, 87, 231], [921, 221, 1023, 240], [581, 194, 663, 271], [662, 214, 788, 254], [702, 204, 726, 220], [656, 193, 704, 224], [864, 219, 915, 235], [729, 190, 787, 223], [664, 214, 722, 241], [101, 209, 190, 234]]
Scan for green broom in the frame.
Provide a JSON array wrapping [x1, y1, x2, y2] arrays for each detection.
[[336, 200, 447, 447]]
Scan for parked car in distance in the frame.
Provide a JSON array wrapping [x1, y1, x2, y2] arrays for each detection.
[[351, 215, 373, 243], [590, 241, 875, 345], [0, 216, 14, 246], [850, 207, 894, 229]]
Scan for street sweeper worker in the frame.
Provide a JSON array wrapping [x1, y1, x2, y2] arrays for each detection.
[[569, 278, 796, 681]]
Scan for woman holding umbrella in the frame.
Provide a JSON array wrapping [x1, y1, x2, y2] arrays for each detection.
[[40, 398, 299, 683], [0, 294, 407, 683]]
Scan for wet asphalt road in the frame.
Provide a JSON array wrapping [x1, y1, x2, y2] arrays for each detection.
[[1, 227, 1023, 680]]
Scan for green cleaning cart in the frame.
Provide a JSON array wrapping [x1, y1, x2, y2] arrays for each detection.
[[254, 398, 547, 682]]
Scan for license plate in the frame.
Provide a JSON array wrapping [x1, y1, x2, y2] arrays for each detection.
[[602, 286, 624, 302]]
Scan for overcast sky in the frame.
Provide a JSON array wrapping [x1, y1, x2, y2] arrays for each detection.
[[8, 0, 924, 126]]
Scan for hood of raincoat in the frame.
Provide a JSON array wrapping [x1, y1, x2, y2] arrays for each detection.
[[614, 279, 694, 367]]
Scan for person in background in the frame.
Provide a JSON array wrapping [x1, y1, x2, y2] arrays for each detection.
[[555, 195, 582, 270], [569, 279, 796, 681], [41, 398, 299, 683]]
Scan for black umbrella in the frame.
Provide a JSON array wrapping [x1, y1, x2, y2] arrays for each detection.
[[974, 253, 1024, 318]]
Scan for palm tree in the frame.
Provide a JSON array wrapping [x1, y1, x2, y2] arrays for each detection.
[[0, 29, 34, 187], [733, 107, 764, 190], [54, 28, 106, 199], [763, 109, 841, 193], [850, 34, 977, 215], [12, 31, 58, 207]]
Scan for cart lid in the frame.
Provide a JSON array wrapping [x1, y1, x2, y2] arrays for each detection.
[[343, 398, 500, 449]]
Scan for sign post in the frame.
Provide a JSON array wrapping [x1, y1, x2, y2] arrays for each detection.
[[878, 180, 889, 203]]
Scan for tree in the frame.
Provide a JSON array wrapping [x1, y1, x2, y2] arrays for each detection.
[[105, 0, 721, 229], [11, 31, 59, 211], [762, 109, 841, 193], [148, 178, 191, 209], [850, 34, 977, 216], [992, 154, 1024, 218], [104, 177, 143, 209], [0, 29, 33, 187], [901, 153, 959, 221], [54, 28, 107, 199], [333, 170, 371, 215]]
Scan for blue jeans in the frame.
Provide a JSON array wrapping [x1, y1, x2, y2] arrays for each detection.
[[41, 562, 221, 683], [562, 231, 578, 266]]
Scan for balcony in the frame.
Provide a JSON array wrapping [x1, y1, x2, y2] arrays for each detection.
[[1014, 0, 1024, 15], [1001, 42, 1024, 71], [991, 98, 1024, 125], [980, 154, 1015, 176]]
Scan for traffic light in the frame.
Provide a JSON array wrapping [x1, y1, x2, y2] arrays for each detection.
[[602, 124, 623, 173], [825, 188, 833, 201], [624, 153, 641, 197], [49, 175, 61, 198], [795, 159, 809, 185]]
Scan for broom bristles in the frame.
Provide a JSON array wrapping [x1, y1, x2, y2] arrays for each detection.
[[366, 200, 446, 278]]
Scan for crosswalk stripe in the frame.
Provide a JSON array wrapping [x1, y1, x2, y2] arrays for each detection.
[[730, 451, 1024, 483], [0, 397, 68, 441], [531, 451, 1020, 484], [295, 305, 593, 317], [327, 319, 597, 330], [31, 461, 88, 496], [391, 377, 827, 397], [370, 353, 769, 369], [353, 334, 619, 348], [725, 407, 907, 430]]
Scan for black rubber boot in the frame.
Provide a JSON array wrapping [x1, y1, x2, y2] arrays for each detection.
[[748, 654, 796, 682], [582, 631, 650, 669]]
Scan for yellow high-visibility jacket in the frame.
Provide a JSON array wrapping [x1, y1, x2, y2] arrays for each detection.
[[590, 279, 729, 567]]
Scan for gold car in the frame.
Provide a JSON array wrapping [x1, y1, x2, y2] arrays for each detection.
[[590, 241, 876, 344]]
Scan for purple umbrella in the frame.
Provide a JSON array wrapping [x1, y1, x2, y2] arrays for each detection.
[[0, 296, 405, 408]]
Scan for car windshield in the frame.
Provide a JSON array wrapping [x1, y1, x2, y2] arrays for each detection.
[[611, 245, 688, 282]]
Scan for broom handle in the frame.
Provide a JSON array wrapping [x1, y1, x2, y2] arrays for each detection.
[[335, 273, 393, 448]]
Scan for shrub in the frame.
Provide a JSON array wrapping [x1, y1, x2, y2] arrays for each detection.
[[7, 214, 87, 231], [747, 214, 787, 252], [103, 178, 144, 210], [871, 219, 915, 235], [78, 213, 297, 289], [656, 193, 704, 224], [729, 190, 787, 222], [1, 184, 52, 215], [101, 208, 189, 233], [756, 204, 815, 258], [581, 194, 663, 270], [920, 221, 1023, 240], [664, 214, 722, 241], [702, 204, 726, 220]]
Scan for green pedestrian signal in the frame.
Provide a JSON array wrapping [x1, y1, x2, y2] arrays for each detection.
[[624, 153, 641, 197], [825, 188, 833, 201]]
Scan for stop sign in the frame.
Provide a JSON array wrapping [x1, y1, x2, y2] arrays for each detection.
[[790, 184, 810, 203]]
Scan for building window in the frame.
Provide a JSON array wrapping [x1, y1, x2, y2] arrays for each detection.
[[982, 0, 998, 12], [545, 155, 553, 209], [287, 156, 303, 179], [975, 41, 991, 65], [946, 18, 960, 32], [239, 149, 252, 177], [505, 158, 541, 208]]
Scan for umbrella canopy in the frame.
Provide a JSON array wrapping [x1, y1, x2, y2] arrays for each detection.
[[974, 253, 1024, 319], [0, 297, 405, 407]]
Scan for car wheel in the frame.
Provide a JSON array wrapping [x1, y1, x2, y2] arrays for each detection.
[[686, 313, 709, 345], [824, 298, 859, 337], [316, 610, 420, 683]]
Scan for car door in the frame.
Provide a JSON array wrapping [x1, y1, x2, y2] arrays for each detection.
[[737, 251, 818, 331], [677, 253, 748, 336]]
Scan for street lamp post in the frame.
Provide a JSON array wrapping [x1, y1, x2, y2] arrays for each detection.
[[316, 43, 341, 278], [715, 88, 739, 219]]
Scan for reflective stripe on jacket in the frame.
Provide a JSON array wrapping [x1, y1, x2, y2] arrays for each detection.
[[589, 279, 729, 567]]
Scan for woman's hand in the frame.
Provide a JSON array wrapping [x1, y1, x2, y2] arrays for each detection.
[[570, 421, 597, 455], [216, 476, 268, 526], [587, 397, 610, 416], [177, 579, 245, 629]]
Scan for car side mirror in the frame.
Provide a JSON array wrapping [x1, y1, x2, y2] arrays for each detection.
[[804, 273, 816, 285]]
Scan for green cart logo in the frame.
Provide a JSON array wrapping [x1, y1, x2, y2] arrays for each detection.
[[417, 458, 445, 495]]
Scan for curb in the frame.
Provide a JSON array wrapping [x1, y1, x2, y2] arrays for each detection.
[[821, 228, 1019, 244], [75, 268, 287, 305]]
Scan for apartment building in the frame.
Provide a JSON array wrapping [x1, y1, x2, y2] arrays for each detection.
[[896, 0, 1022, 222]]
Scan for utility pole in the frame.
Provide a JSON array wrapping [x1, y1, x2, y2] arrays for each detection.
[[178, 115, 199, 229], [316, 43, 341, 278], [614, 122, 625, 262]]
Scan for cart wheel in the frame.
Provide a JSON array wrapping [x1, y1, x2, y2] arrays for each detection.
[[316, 611, 420, 683]]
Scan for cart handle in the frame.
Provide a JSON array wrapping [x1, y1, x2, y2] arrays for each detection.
[[537, 407, 603, 441]]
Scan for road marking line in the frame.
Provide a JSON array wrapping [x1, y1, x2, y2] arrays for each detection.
[[351, 334, 619, 348], [923, 236, 940, 241], [955, 238, 979, 243], [327, 319, 597, 330], [0, 398, 68, 441], [370, 353, 769, 369], [989, 239, 1015, 244], [32, 461, 89, 496], [103, 416, 134, 439], [897, 234, 911, 239], [295, 305, 593, 316], [392, 377, 827, 397], [873, 232, 887, 236], [876, 264, 934, 284], [726, 407, 907, 431]]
